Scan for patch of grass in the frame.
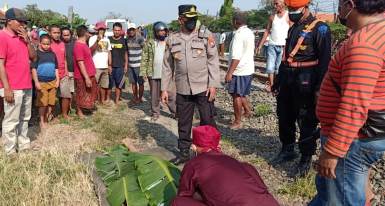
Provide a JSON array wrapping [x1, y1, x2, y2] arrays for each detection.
[[278, 171, 317, 199], [0, 150, 97, 206], [254, 103, 273, 117]]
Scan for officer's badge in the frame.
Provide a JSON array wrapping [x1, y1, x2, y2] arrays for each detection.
[[300, 45, 307, 50], [197, 49, 203, 55]]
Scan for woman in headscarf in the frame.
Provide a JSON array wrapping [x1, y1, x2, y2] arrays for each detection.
[[171, 125, 279, 206]]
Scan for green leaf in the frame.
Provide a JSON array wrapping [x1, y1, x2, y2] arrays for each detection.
[[95, 145, 181, 206]]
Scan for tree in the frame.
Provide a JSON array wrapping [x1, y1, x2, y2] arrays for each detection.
[[24, 4, 86, 28], [219, 0, 234, 17]]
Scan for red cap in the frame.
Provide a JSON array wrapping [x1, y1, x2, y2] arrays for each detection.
[[192, 125, 221, 152], [95, 21, 107, 30], [284, 0, 310, 9]]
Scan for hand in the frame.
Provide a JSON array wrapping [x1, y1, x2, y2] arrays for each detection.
[[16, 27, 30, 43], [108, 66, 112, 75], [85, 77, 92, 88], [161, 91, 169, 104], [35, 82, 42, 90], [256, 47, 262, 55], [55, 80, 60, 88], [315, 150, 339, 179], [124, 67, 128, 74], [4, 88, 14, 104], [315, 91, 320, 104], [206, 87, 216, 102], [225, 72, 233, 83]]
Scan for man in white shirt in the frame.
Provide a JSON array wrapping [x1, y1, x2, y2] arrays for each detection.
[[225, 12, 255, 129], [257, 0, 290, 92], [89, 21, 112, 105]]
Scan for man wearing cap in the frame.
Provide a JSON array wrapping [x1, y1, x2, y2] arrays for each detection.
[[127, 23, 145, 104], [272, 0, 331, 176], [0, 8, 36, 154], [89, 21, 112, 105], [162, 5, 221, 165], [171, 125, 280, 206], [141, 21, 176, 121]]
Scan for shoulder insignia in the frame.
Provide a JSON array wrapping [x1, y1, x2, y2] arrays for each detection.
[[208, 34, 216, 48]]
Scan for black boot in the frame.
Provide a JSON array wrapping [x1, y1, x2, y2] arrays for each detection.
[[170, 150, 190, 166], [272, 146, 298, 165], [297, 155, 312, 177]]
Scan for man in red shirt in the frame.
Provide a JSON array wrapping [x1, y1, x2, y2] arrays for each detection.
[[310, 0, 385, 205], [172, 125, 279, 206], [73, 25, 97, 118], [49, 25, 69, 119], [0, 8, 36, 155]]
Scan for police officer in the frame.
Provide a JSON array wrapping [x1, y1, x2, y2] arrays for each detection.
[[161, 4, 221, 165], [272, 0, 331, 176]]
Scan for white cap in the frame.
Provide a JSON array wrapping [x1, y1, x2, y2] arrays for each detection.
[[128, 23, 137, 30]]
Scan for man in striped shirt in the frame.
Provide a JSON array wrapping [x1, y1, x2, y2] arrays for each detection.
[[310, 0, 385, 205], [127, 23, 145, 104]]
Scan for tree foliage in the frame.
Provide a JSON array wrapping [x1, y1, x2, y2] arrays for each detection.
[[24, 4, 86, 28]]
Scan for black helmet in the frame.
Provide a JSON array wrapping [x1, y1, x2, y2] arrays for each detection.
[[153, 21, 168, 32], [153, 21, 168, 39]]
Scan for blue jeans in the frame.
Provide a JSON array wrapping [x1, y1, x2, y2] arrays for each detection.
[[309, 136, 385, 206], [266, 45, 284, 74]]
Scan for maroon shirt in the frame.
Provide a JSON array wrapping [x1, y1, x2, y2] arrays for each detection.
[[173, 151, 279, 206]]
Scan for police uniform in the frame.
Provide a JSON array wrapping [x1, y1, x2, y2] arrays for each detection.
[[162, 5, 221, 162], [274, 13, 331, 173]]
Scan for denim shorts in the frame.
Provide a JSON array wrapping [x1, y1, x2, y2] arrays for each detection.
[[128, 67, 144, 85], [109, 67, 125, 89], [266, 45, 284, 74], [309, 136, 385, 206], [227, 75, 253, 97]]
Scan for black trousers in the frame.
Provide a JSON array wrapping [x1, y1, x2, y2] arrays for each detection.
[[176, 92, 216, 151], [276, 68, 318, 156]]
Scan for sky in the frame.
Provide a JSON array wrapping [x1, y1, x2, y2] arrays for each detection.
[[3, 0, 264, 25]]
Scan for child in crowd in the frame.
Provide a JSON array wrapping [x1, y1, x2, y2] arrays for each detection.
[[31, 34, 60, 128]]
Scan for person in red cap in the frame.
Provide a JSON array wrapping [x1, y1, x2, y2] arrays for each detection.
[[171, 125, 280, 206], [89, 21, 112, 105]]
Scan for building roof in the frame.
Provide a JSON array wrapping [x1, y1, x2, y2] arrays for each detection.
[[315, 12, 336, 23]]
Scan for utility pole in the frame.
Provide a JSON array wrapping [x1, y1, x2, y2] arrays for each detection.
[[68, 6, 74, 28]]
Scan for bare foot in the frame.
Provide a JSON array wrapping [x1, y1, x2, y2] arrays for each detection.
[[40, 122, 47, 129], [243, 112, 252, 119], [76, 112, 85, 119], [62, 115, 72, 121], [229, 122, 242, 130]]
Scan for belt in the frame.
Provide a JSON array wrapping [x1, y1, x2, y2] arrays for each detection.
[[283, 60, 319, 68]]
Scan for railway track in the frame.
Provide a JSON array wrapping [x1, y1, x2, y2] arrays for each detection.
[[219, 56, 269, 83]]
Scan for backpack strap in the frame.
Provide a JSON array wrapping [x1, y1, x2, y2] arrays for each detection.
[[287, 19, 324, 63]]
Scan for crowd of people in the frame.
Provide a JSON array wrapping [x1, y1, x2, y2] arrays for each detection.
[[0, 0, 385, 205]]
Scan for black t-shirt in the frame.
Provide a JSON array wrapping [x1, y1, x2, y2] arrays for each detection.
[[65, 39, 75, 72], [109, 37, 127, 68]]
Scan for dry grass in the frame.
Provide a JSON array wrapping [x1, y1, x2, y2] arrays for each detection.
[[0, 149, 98, 206]]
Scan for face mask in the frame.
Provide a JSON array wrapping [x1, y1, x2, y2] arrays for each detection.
[[289, 8, 304, 23], [184, 18, 197, 32], [157, 35, 167, 41], [338, 1, 354, 26]]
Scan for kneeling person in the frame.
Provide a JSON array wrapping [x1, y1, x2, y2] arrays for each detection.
[[172, 125, 280, 206], [31, 34, 60, 128]]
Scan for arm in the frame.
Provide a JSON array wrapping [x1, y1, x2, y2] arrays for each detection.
[[206, 34, 221, 101], [77, 61, 91, 87], [27, 42, 37, 62], [257, 15, 273, 53], [314, 23, 332, 92], [55, 69, 60, 88], [0, 59, 14, 103], [225, 32, 242, 82], [161, 38, 175, 103], [89, 36, 99, 54], [124, 50, 128, 73], [176, 162, 197, 197], [108, 51, 112, 74], [31, 68, 41, 90], [140, 41, 150, 77], [324, 44, 383, 158]]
